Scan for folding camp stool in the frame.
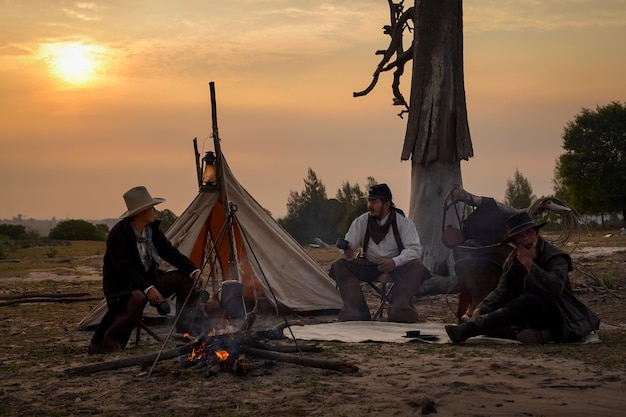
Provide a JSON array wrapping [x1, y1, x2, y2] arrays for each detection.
[[135, 319, 163, 346], [366, 273, 395, 320]]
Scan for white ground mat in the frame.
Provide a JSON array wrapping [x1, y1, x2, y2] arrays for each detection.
[[284, 321, 600, 345], [284, 321, 452, 344]]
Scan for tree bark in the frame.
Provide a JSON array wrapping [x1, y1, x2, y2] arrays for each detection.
[[409, 161, 462, 276], [403, 0, 472, 275]]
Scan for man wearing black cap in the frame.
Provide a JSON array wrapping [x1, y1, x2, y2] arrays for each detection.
[[445, 211, 599, 344], [329, 183, 431, 323]]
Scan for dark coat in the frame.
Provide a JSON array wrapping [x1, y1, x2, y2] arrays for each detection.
[[102, 219, 197, 301], [478, 239, 600, 342]]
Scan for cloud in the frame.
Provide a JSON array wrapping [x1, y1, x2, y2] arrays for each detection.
[[62, 2, 103, 22], [465, 0, 626, 33]]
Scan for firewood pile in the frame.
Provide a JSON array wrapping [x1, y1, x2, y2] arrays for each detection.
[[65, 313, 359, 377]]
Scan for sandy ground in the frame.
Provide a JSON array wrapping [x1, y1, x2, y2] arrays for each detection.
[[1, 238, 626, 416]]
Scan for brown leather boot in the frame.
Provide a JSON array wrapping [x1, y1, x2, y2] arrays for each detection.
[[388, 306, 418, 323], [335, 275, 371, 321], [445, 322, 475, 343], [87, 343, 107, 355], [387, 260, 429, 323]]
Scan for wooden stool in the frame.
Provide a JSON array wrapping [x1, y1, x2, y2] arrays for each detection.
[[135, 319, 163, 346], [366, 273, 394, 320]]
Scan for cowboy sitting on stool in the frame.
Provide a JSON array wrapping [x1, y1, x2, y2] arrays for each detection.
[[88, 186, 209, 354], [329, 183, 431, 323]]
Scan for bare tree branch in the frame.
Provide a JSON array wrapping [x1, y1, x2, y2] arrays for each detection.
[[353, 2, 414, 108]]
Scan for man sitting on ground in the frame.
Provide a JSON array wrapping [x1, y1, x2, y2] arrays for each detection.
[[445, 212, 600, 344]]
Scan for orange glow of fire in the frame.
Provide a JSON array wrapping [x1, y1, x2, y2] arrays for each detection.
[[215, 350, 229, 361], [188, 346, 207, 361]]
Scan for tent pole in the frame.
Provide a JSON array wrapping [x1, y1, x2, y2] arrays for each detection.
[[209, 81, 239, 282]]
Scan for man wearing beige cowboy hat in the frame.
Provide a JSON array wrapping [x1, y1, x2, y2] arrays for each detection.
[[445, 211, 599, 344], [88, 186, 208, 354]]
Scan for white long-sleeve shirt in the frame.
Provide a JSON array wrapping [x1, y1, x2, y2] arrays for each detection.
[[344, 211, 422, 267]]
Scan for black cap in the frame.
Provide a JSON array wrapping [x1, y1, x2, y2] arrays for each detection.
[[368, 183, 392, 202]]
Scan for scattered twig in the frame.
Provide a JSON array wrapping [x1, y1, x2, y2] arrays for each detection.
[[576, 264, 623, 300]]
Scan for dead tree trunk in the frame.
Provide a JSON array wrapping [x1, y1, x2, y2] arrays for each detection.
[[353, 1, 473, 277], [403, 0, 472, 276], [410, 162, 462, 277]]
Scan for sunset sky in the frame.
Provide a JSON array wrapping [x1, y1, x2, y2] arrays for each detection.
[[1, 0, 625, 222]]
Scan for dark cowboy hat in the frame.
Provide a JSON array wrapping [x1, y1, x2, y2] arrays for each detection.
[[368, 183, 392, 202], [502, 212, 547, 243]]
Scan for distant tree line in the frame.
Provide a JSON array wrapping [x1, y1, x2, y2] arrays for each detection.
[[3, 101, 624, 258], [48, 220, 109, 241], [0, 209, 179, 259], [279, 101, 625, 244], [277, 168, 376, 245]]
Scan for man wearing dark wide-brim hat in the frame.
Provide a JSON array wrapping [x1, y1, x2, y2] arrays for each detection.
[[446, 211, 600, 344], [88, 186, 208, 354]]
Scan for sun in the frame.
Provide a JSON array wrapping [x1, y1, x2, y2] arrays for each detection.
[[42, 42, 105, 86]]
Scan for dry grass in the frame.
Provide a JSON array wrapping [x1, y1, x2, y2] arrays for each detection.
[[0, 233, 625, 416]]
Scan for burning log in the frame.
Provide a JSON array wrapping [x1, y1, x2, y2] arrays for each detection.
[[177, 334, 358, 375], [66, 335, 357, 376], [66, 314, 358, 376]]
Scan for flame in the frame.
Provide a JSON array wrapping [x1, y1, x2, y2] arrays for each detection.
[[215, 350, 229, 361], [189, 345, 207, 361]]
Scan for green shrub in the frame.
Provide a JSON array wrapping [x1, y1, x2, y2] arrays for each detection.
[[48, 220, 107, 241], [0, 224, 26, 240], [0, 235, 16, 260]]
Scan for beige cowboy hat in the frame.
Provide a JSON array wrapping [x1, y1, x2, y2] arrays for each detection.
[[119, 186, 165, 219]]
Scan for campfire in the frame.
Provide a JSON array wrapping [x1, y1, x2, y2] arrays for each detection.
[[66, 313, 359, 377], [177, 331, 255, 375]]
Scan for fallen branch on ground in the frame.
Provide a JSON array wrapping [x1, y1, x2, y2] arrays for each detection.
[[64, 342, 195, 376], [0, 296, 100, 307], [0, 292, 91, 300], [239, 346, 359, 374]]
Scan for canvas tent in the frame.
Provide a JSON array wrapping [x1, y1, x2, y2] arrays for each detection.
[[78, 156, 343, 329]]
